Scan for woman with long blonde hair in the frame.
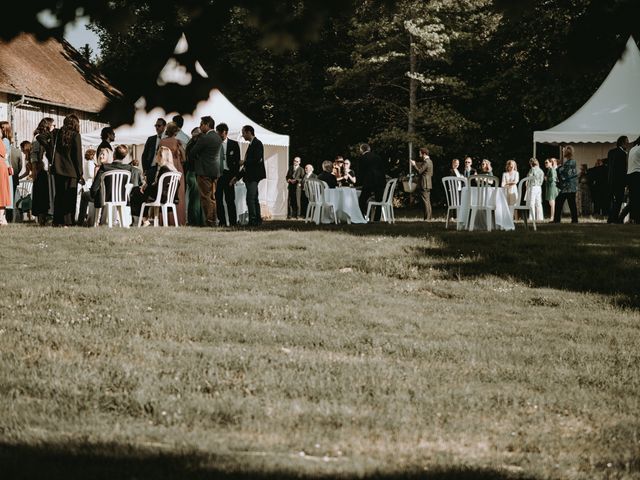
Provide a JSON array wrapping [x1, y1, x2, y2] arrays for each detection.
[[131, 146, 180, 225], [502, 160, 519, 217]]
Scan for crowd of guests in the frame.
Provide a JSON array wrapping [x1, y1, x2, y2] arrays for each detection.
[[441, 137, 640, 224], [0, 114, 267, 227], [284, 144, 388, 221], [2, 117, 638, 227]]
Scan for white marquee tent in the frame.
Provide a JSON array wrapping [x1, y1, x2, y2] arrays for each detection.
[[533, 36, 640, 165], [82, 88, 289, 219]]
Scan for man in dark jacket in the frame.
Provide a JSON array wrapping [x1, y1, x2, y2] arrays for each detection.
[[358, 143, 386, 221], [141, 118, 166, 189], [189, 116, 222, 227], [607, 135, 628, 223], [412, 147, 434, 220], [215, 123, 240, 226], [238, 125, 265, 226]]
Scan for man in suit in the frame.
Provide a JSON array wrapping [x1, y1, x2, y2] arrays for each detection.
[[215, 123, 240, 226], [412, 147, 434, 220], [358, 143, 386, 221], [189, 116, 222, 227], [97, 126, 114, 158], [238, 125, 266, 226], [607, 135, 629, 223], [300, 164, 317, 215], [463, 156, 476, 178], [141, 118, 166, 186], [286, 156, 305, 218], [172, 115, 190, 146]]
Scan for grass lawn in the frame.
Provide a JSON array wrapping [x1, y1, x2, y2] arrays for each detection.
[[0, 218, 639, 479]]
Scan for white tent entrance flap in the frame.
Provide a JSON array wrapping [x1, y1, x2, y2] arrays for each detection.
[[534, 36, 640, 147], [82, 88, 289, 219]]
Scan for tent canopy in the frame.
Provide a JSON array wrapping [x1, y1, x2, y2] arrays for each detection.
[[82, 89, 289, 147], [534, 36, 640, 144]]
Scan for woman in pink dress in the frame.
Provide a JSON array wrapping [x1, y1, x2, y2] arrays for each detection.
[[0, 128, 12, 226], [159, 122, 186, 225]]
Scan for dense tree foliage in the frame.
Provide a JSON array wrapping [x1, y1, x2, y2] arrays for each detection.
[[6, 0, 640, 177]]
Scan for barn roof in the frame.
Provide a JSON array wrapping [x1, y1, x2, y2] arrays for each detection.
[[0, 34, 119, 113]]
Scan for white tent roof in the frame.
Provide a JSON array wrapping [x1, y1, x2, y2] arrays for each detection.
[[534, 36, 640, 144], [82, 89, 289, 147]]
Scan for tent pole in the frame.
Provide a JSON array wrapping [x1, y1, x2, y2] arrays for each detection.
[[533, 141, 537, 159]]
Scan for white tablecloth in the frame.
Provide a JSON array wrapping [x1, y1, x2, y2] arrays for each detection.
[[322, 187, 366, 224], [457, 186, 515, 231]]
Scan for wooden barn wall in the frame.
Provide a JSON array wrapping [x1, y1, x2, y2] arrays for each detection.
[[7, 100, 106, 145]]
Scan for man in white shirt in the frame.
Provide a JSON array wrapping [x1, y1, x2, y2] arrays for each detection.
[[215, 123, 240, 226]]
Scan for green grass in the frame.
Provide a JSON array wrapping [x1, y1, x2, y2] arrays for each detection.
[[1, 219, 639, 479]]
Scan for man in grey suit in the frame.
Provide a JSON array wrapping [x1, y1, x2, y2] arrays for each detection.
[[188, 116, 222, 227], [411, 147, 434, 220]]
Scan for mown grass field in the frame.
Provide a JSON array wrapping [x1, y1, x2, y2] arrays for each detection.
[[1, 219, 639, 479]]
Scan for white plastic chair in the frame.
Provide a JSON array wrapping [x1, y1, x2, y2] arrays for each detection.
[[467, 175, 499, 231], [14, 180, 33, 222], [95, 170, 131, 228], [441, 176, 467, 229], [304, 179, 337, 225], [514, 177, 536, 231], [137, 171, 181, 227], [366, 178, 398, 223]]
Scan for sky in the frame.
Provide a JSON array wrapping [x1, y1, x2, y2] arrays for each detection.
[[37, 11, 101, 58]]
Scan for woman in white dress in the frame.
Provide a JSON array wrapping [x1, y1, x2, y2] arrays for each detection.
[[502, 159, 519, 218]]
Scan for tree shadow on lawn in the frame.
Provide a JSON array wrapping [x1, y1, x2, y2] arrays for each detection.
[[265, 221, 640, 310], [0, 441, 539, 480]]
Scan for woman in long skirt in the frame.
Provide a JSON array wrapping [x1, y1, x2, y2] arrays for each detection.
[[52, 115, 83, 226], [30, 117, 55, 225]]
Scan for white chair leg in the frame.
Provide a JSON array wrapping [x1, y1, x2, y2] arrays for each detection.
[[305, 204, 311, 223], [107, 206, 113, 228], [161, 206, 167, 227], [445, 208, 450, 229], [138, 204, 145, 227], [332, 205, 337, 224], [365, 203, 372, 221], [469, 209, 476, 231], [153, 207, 159, 227], [486, 209, 491, 232], [94, 208, 102, 227], [172, 205, 178, 227]]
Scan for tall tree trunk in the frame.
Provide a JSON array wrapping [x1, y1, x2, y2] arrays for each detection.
[[408, 35, 417, 166]]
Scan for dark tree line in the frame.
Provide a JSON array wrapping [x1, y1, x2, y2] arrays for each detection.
[[5, 0, 640, 177]]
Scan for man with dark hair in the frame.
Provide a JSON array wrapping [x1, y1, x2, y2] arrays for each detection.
[[607, 135, 629, 223], [411, 147, 433, 220], [172, 114, 190, 145], [238, 125, 265, 226], [97, 126, 115, 157], [189, 116, 222, 226], [358, 143, 386, 221], [141, 118, 166, 186], [215, 123, 240, 226]]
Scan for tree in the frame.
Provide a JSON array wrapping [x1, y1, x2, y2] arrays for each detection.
[[78, 43, 93, 62], [328, 0, 498, 175], [4, 0, 391, 126]]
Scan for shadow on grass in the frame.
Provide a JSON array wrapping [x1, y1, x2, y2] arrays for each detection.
[[0, 441, 539, 480], [265, 220, 640, 309]]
